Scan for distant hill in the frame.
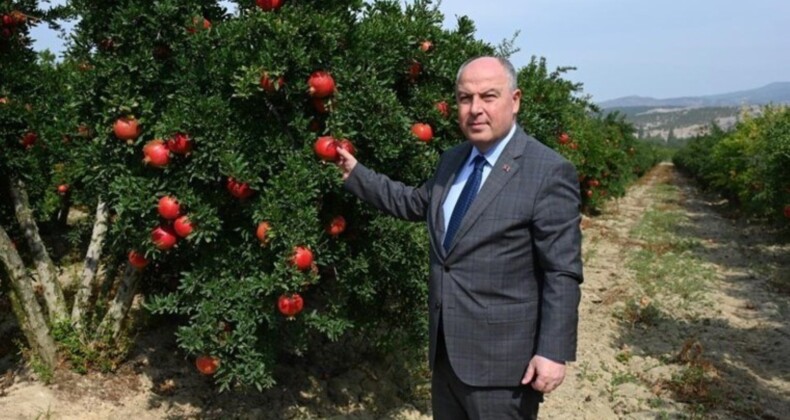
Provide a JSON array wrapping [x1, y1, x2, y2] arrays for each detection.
[[606, 106, 761, 141], [599, 82, 790, 109]]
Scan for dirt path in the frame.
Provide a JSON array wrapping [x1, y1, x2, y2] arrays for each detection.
[[1, 163, 788, 419], [542, 162, 790, 419]]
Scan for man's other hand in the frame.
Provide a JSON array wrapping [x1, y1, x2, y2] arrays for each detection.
[[521, 355, 566, 394]]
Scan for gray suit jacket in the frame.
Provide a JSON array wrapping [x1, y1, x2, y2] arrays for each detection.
[[344, 125, 583, 387]]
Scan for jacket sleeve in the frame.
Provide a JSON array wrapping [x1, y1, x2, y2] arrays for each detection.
[[531, 159, 584, 362], [343, 162, 431, 222]]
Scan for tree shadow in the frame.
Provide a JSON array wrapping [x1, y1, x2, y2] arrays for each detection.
[[125, 318, 429, 419], [614, 170, 790, 418]]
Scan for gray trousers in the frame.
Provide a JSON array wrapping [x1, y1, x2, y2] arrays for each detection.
[[432, 326, 542, 419]]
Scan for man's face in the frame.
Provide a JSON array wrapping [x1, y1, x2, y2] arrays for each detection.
[[456, 58, 521, 151]]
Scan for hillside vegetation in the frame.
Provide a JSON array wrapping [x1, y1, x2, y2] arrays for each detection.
[[608, 106, 760, 141]]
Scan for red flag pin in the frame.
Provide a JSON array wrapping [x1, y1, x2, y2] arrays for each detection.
[[502, 164, 511, 172]]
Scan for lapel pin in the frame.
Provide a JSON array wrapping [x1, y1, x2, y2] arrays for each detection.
[[502, 164, 511, 172]]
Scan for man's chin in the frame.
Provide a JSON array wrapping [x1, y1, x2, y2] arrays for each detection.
[[466, 132, 493, 143], [463, 127, 490, 139]]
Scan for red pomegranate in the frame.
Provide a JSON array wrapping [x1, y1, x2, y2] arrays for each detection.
[[408, 61, 422, 81], [312, 97, 329, 114], [195, 355, 220, 375], [143, 139, 170, 167], [151, 225, 178, 250], [128, 250, 149, 269], [260, 72, 285, 93], [174, 215, 194, 238], [278, 293, 304, 319], [157, 196, 181, 220], [314, 136, 338, 162], [186, 17, 211, 34], [307, 71, 335, 98], [419, 40, 433, 52], [20, 131, 37, 148], [256, 221, 271, 245], [290, 246, 313, 271], [166, 132, 192, 154], [226, 177, 254, 199], [113, 117, 141, 141], [326, 215, 346, 237], [411, 123, 433, 143], [255, 0, 284, 12], [435, 101, 450, 118]]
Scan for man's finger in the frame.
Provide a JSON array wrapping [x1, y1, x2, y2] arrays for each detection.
[[521, 363, 536, 385]]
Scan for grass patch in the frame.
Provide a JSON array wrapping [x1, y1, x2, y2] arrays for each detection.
[[615, 296, 663, 327], [624, 184, 715, 316], [619, 179, 722, 416], [629, 250, 713, 305], [657, 340, 724, 416]]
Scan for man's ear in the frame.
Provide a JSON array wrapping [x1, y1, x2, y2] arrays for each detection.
[[512, 89, 522, 114]]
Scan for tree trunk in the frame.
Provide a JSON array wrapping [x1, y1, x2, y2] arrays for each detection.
[[55, 192, 71, 229], [71, 199, 109, 333], [0, 227, 57, 368], [95, 264, 140, 341], [8, 177, 68, 321]]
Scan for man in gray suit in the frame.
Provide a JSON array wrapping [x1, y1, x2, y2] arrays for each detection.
[[336, 56, 583, 419]]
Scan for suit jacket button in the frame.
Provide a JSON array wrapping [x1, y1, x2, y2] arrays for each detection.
[[434, 301, 441, 309], [443, 265, 450, 272]]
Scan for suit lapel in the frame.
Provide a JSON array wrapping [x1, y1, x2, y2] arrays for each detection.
[[431, 143, 473, 259], [444, 128, 528, 255]]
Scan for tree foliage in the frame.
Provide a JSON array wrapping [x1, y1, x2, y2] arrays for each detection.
[[675, 106, 790, 221], [1, 0, 659, 390]]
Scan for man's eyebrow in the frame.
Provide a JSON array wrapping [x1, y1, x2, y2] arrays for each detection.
[[457, 88, 500, 96]]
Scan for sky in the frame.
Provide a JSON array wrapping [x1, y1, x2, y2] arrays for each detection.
[[28, 0, 790, 102]]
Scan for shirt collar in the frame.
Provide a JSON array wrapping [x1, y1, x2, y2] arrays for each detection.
[[468, 123, 517, 167]]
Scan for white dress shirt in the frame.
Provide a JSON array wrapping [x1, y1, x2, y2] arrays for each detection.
[[442, 123, 517, 239]]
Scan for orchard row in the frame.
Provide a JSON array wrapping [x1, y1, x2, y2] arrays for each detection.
[[674, 106, 790, 221]]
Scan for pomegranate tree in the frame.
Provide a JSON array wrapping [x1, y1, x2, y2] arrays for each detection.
[[23, 0, 538, 392]]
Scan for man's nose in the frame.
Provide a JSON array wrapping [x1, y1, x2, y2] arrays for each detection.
[[469, 96, 483, 114]]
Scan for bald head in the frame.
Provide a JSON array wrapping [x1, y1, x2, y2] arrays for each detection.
[[456, 56, 518, 93]]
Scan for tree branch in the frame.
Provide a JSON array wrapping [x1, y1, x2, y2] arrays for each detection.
[[95, 264, 140, 341], [8, 177, 68, 321], [0, 226, 57, 368], [71, 199, 109, 334]]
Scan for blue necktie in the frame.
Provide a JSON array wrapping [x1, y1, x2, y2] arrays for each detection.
[[444, 155, 487, 250]]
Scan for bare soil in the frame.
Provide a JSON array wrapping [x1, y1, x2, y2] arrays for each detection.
[[1, 163, 788, 419]]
